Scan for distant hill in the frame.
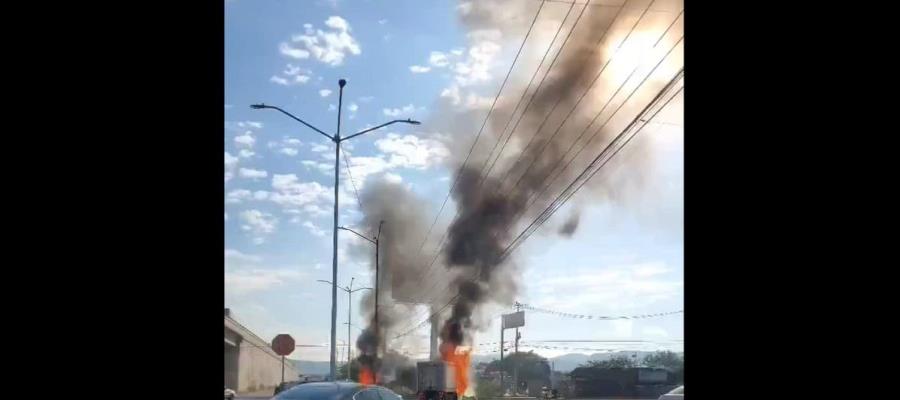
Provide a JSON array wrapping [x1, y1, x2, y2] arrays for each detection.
[[290, 359, 331, 376], [288, 350, 681, 376]]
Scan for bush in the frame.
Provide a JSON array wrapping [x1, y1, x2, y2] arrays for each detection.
[[475, 379, 501, 399]]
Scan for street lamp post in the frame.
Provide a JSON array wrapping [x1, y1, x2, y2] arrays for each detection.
[[318, 278, 372, 379], [253, 79, 420, 381], [338, 221, 384, 356]]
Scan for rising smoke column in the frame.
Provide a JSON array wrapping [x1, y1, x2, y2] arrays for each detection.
[[349, 0, 682, 384], [436, 0, 684, 339], [352, 178, 434, 380]]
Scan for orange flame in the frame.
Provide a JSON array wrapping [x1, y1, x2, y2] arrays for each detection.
[[359, 366, 375, 386], [440, 343, 471, 397]]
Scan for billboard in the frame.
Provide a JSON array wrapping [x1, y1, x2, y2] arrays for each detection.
[[502, 311, 525, 329]]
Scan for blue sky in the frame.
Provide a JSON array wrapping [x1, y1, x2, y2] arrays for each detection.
[[225, 0, 684, 362]]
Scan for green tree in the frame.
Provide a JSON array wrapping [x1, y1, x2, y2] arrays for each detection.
[[475, 379, 501, 399], [485, 351, 551, 382], [642, 351, 683, 370], [582, 356, 637, 369], [338, 360, 361, 381]]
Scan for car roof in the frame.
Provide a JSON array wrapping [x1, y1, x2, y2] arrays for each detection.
[[276, 381, 389, 400]]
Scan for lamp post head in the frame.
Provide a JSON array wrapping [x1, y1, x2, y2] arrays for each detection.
[[406, 118, 421, 125], [339, 79, 347, 88], [250, 103, 267, 109]]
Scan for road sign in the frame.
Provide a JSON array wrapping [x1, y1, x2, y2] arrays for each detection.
[[272, 334, 295, 356], [502, 311, 525, 329]]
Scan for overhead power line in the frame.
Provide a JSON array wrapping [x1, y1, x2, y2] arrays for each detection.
[[407, 0, 634, 306], [410, 0, 668, 308], [391, 4, 683, 343], [518, 303, 683, 320], [340, 143, 363, 210], [409, 0, 548, 286], [398, 59, 683, 336]]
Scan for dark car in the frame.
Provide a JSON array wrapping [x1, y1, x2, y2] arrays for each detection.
[[276, 381, 303, 395], [274, 381, 403, 400]]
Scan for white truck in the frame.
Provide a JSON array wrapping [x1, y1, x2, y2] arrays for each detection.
[[416, 361, 457, 400]]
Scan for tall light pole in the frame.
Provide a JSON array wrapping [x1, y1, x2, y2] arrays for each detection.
[[338, 221, 384, 356], [318, 278, 371, 379], [253, 79, 420, 381]]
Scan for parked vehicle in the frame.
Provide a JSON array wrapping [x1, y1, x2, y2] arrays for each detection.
[[225, 386, 236, 400], [658, 385, 684, 400], [416, 361, 456, 400]]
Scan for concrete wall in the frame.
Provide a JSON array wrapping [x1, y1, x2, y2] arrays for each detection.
[[225, 315, 301, 393]]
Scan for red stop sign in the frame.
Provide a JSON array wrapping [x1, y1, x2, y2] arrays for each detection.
[[271, 334, 295, 356]]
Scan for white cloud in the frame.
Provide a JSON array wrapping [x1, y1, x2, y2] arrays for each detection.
[[270, 75, 290, 85], [225, 248, 264, 266], [239, 149, 255, 158], [378, 19, 388, 25], [253, 190, 270, 201], [237, 121, 263, 129], [457, 1, 473, 15], [239, 209, 278, 243], [239, 168, 268, 180], [225, 268, 305, 295], [269, 174, 332, 212], [384, 172, 403, 184], [429, 51, 450, 67], [225, 212, 229, 220], [302, 221, 327, 237], [328, 104, 337, 111], [324, 15, 348, 30], [310, 143, 330, 152], [279, 42, 311, 59], [375, 133, 450, 169], [532, 262, 683, 312], [641, 326, 670, 339], [319, 89, 333, 97], [348, 103, 359, 112], [225, 249, 307, 296], [304, 23, 314, 34], [341, 155, 393, 184], [452, 31, 502, 86], [269, 136, 303, 156], [451, 48, 465, 56], [410, 65, 431, 73], [272, 64, 312, 86], [280, 148, 299, 156], [226, 189, 252, 204], [358, 96, 374, 103], [441, 84, 492, 110], [235, 133, 255, 148], [224, 152, 239, 182], [289, 16, 361, 66], [382, 104, 416, 117], [304, 204, 329, 217]]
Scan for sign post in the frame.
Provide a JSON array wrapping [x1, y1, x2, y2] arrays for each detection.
[[500, 310, 525, 395], [272, 334, 296, 384]]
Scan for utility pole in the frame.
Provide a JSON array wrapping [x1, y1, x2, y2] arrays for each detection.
[[500, 322, 505, 394], [252, 80, 421, 381], [317, 278, 372, 380], [338, 221, 384, 357], [514, 302, 522, 395], [348, 277, 355, 369]]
